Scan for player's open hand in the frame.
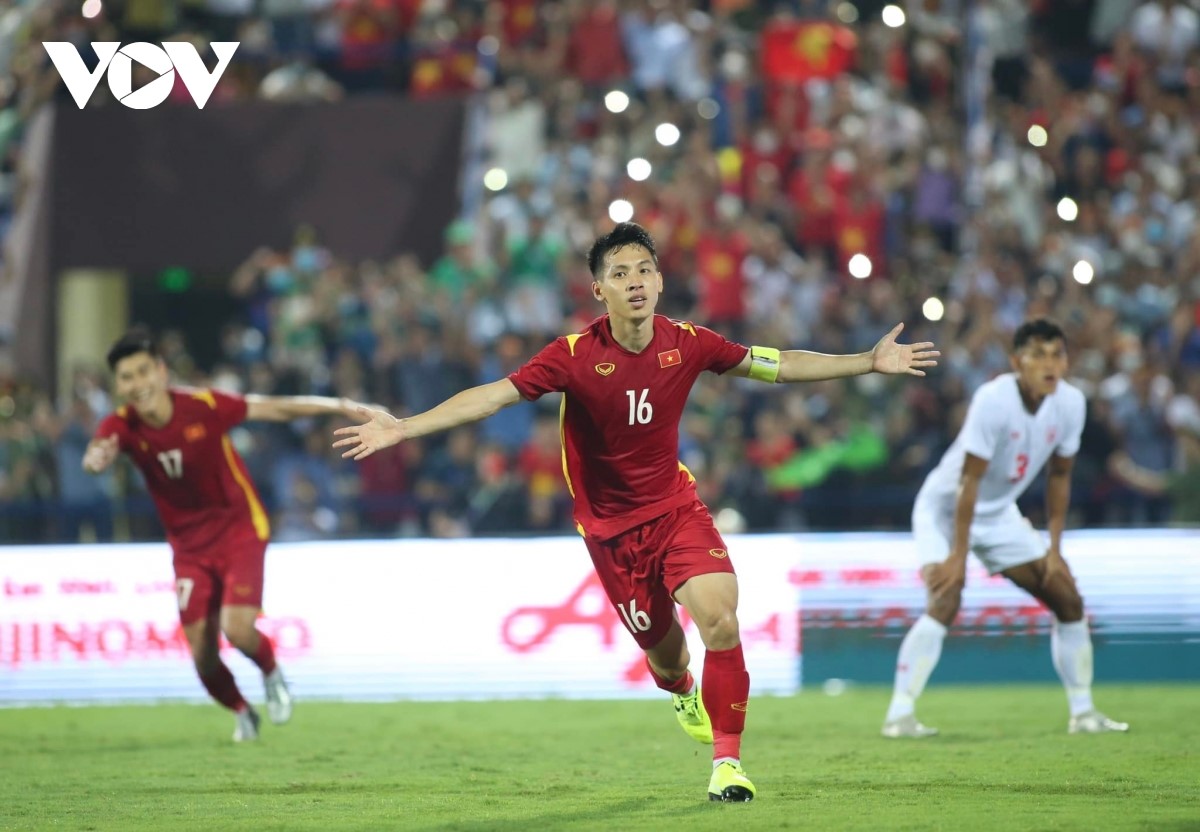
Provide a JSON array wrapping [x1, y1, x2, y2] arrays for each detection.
[[926, 555, 967, 597], [871, 323, 940, 376], [332, 406, 403, 461], [82, 435, 119, 474]]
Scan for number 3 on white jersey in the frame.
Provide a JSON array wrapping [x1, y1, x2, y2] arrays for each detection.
[[626, 389, 653, 425]]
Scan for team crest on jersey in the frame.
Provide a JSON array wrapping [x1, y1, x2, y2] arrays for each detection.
[[709, 548, 728, 559], [1046, 428, 1058, 445], [658, 349, 682, 368], [183, 423, 207, 442], [595, 363, 615, 376], [1010, 432, 1021, 440]]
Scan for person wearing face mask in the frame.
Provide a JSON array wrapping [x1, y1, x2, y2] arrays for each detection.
[[882, 318, 1129, 738]]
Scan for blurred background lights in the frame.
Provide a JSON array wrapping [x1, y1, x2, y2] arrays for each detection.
[[626, 158, 652, 181], [1057, 197, 1079, 221], [848, 253, 873, 279], [1027, 125, 1048, 147], [483, 167, 508, 191], [882, 4, 906, 27], [608, 199, 634, 223], [836, 2, 859, 23], [655, 123, 681, 146], [604, 91, 629, 114], [922, 297, 945, 321], [1072, 260, 1095, 284], [81, 0, 102, 17]]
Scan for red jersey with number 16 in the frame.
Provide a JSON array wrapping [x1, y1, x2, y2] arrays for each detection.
[[94, 388, 270, 553], [509, 314, 748, 540]]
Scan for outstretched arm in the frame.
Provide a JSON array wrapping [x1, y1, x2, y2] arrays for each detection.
[[728, 323, 939, 383], [333, 379, 522, 460], [244, 394, 367, 423]]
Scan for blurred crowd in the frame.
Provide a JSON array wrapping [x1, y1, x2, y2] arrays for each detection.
[[2, 0, 1200, 543]]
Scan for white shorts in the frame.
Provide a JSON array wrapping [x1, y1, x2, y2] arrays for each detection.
[[912, 499, 1046, 575]]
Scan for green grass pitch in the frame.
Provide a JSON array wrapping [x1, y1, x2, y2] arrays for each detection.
[[1, 685, 1196, 831]]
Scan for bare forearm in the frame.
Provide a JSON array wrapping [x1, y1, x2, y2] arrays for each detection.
[[1046, 472, 1071, 549], [246, 394, 351, 422], [402, 382, 517, 440], [952, 478, 980, 559], [777, 350, 873, 383]]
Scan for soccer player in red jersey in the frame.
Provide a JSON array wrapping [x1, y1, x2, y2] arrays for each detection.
[[333, 223, 939, 800], [83, 327, 373, 742]]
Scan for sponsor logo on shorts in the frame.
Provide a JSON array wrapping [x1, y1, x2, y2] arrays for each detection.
[[595, 363, 615, 376], [709, 548, 728, 559], [234, 584, 253, 597], [184, 423, 207, 442]]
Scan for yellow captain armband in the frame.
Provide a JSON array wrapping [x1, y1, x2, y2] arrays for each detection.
[[748, 346, 781, 383]]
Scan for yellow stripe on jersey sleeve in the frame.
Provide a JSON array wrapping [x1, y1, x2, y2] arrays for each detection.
[[565, 333, 585, 357], [191, 389, 218, 409], [559, 395, 575, 499], [222, 436, 270, 540]]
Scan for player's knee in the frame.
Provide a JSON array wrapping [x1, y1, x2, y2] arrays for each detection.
[[221, 624, 257, 653], [696, 610, 740, 651]]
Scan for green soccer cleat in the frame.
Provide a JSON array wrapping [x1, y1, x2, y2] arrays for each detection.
[[673, 687, 713, 744], [708, 761, 755, 802]]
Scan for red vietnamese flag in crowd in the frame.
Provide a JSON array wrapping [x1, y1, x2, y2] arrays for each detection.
[[761, 20, 857, 82]]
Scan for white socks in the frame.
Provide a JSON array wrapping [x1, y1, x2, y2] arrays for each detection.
[[885, 614, 947, 722], [1051, 618, 1095, 717]]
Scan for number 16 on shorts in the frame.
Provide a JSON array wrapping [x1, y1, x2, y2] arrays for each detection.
[[618, 599, 652, 634]]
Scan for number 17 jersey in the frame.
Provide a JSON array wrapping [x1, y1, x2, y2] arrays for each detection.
[[509, 314, 748, 540], [94, 388, 270, 553]]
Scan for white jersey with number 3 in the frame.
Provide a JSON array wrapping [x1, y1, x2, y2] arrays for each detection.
[[917, 373, 1086, 520]]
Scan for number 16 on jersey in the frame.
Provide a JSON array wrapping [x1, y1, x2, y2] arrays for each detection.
[[626, 389, 653, 425], [617, 599, 652, 633]]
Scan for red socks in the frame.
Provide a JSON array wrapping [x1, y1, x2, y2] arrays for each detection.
[[249, 633, 277, 675], [647, 661, 694, 695], [702, 643, 750, 761], [199, 662, 248, 712]]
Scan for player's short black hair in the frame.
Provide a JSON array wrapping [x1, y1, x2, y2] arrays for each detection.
[[1013, 318, 1066, 352], [106, 325, 160, 371], [587, 222, 659, 277]]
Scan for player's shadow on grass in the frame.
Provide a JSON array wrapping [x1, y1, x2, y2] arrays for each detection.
[[416, 798, 720, 832]]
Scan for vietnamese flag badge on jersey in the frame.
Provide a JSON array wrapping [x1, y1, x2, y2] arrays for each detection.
[[658, 349, 682, 368]]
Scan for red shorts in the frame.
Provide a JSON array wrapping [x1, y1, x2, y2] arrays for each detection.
[[171, 530, 268, 625], [583, 499, 734, 650]]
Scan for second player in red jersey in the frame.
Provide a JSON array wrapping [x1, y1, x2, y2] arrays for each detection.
[[85, 327, 375, 742], [334, 222, 939, 801]]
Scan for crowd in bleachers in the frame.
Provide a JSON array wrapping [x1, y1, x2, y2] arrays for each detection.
[[2, 0, 1199, 543]]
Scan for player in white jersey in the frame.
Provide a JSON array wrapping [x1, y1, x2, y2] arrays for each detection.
[[882, 319, 1129, 738]]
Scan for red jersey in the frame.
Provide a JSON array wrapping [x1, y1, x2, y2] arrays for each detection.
[[94, 389, 270, 553], [509, 315, 748, 540]]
